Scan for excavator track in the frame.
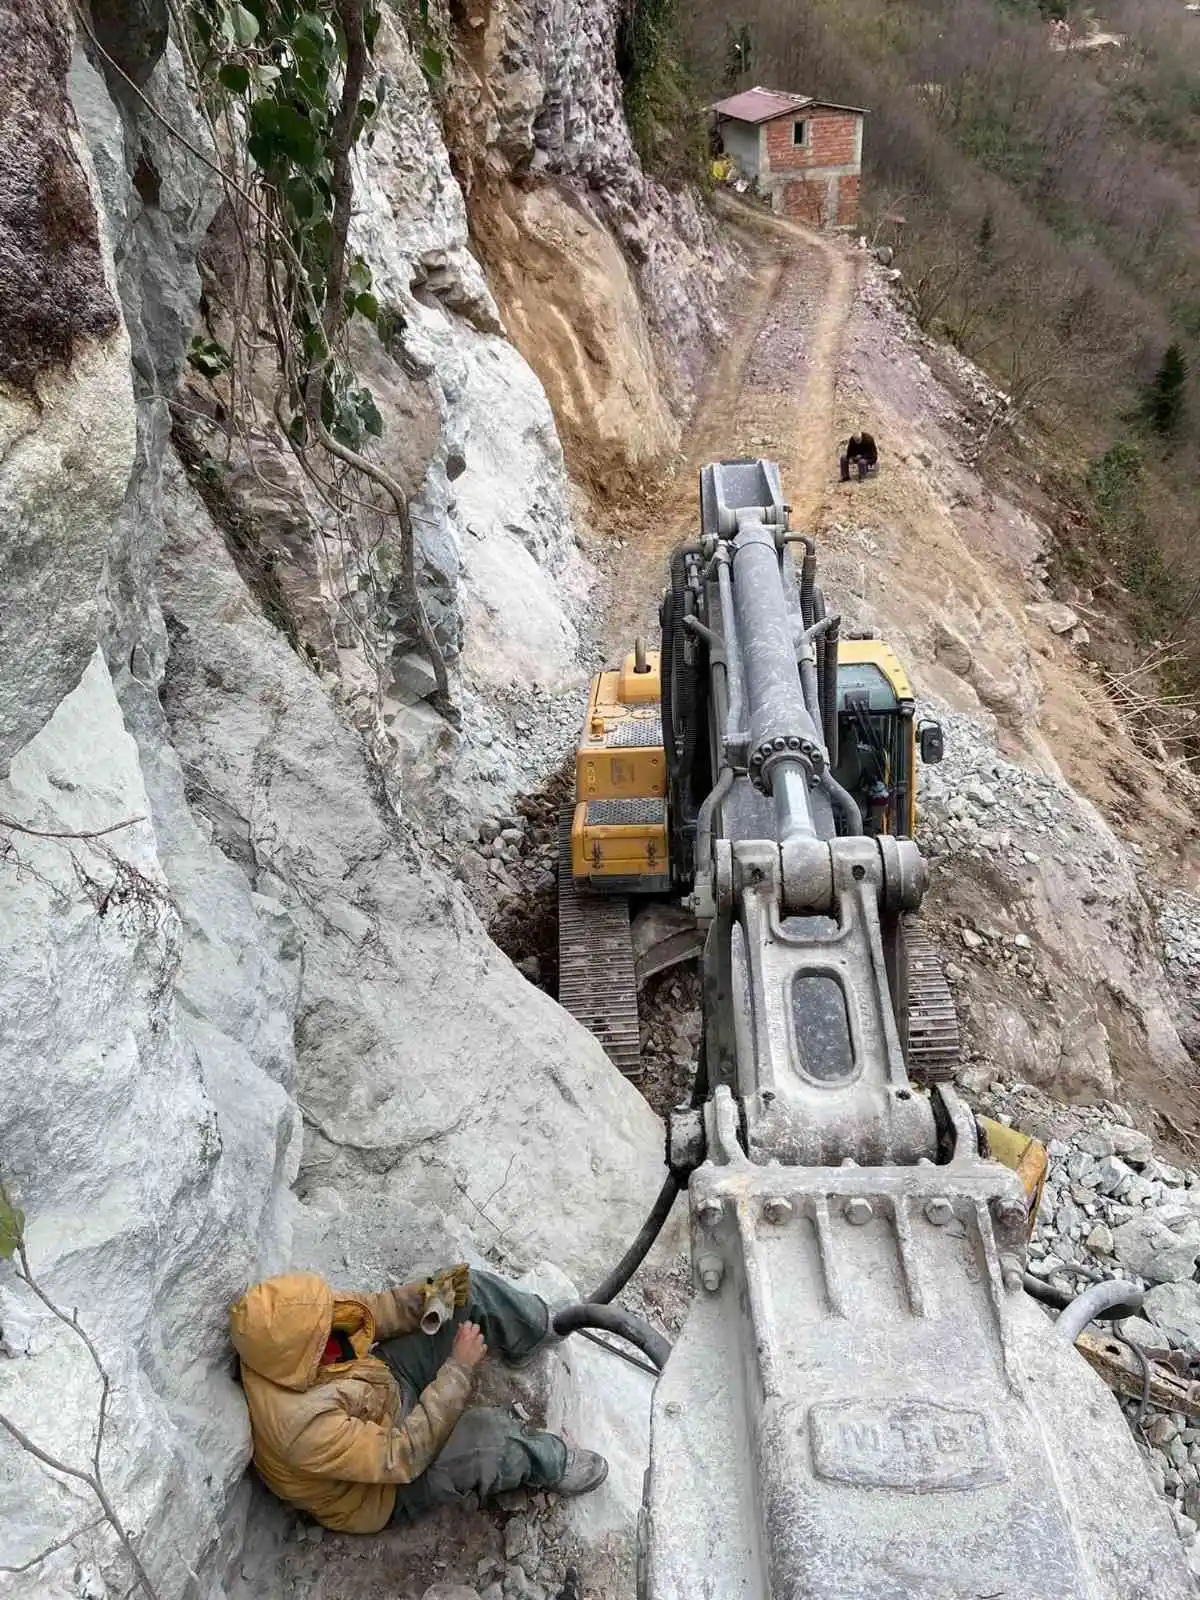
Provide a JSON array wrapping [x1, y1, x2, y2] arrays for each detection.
[[903, 920, 961, 1083], [556, 810, 642, 1078]]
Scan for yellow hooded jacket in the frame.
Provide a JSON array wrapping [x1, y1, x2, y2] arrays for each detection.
[[229, 1272, 473, 1532]]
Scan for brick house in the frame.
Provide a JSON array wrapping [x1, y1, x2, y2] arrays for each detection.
[[712, 86, 867, 229]]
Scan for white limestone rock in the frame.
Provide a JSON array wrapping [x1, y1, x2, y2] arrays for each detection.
[[0, 654, 299, 1597], [157, 467, 667, 1290]]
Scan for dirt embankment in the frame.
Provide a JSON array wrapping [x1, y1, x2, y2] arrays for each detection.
[[466, 180, 679, 499]]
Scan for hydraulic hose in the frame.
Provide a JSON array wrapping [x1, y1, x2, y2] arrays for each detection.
[[1055, 1278, 1145, 1344], [1023, 1273, 1073, 1310], [812, 587, 827, 753], [585, 1038, 710, 1308], [798, 650, 822, 731], [663, 548, 702, 806], [586, 1173, 682, 1306], [1023, 1271, 1142, 1323], [819, 768, 864, 836], [660, 553, 684, 781], [821, 613, 841, 769], [794, 534, 817, 629], [696, 765, 735, 879], [552, 1303, 672, 1372]]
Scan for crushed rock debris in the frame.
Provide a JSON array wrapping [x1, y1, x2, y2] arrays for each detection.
[[973, 1077, 1200, 1574]]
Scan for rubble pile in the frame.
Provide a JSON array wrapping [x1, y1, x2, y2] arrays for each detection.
[[917, 710, 1112, 875], [636, 966, 703, 1119], [973, 1079, 1200, 1570], [1158, 888, 1200, 1061], [909, 704, 1187, 1104], [455, 776, 567, 992]]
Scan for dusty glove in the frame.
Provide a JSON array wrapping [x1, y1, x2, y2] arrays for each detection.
[[420, 1264, 470, 1333], [432, 1263, 470, 1310]]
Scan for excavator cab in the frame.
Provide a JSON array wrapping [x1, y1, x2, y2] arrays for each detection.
[[832, 635, 943, 838]]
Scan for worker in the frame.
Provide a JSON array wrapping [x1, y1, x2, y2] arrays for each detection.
[[840, 431, 879, 482], [229, 1264, 608, 1532]]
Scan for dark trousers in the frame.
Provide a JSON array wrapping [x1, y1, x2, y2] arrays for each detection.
[[379, 1270, 567, 1522], [840, 454, 875, 482]]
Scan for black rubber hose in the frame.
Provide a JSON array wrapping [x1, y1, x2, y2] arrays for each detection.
[[819, 769, 864, 836], [812, 587, 827, 737], [586, 1038, 709, 1308], [1021, 1272, 1142, 1321], [674, 557, 701, 796], [822, 613, 841, 769], [659, 571, 679, 780], [552, 1303, 672, 1372], [661, 550, 694, 784], [1023, 1274, 1073, 1310], [796, 536, 817, 629], [586, 1173, 681, 1306]]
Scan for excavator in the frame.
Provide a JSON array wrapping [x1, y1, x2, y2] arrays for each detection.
[[553, 460, 1192, 1598]]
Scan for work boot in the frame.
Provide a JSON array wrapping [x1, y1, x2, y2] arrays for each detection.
[[552, 1449, 609, 1497]]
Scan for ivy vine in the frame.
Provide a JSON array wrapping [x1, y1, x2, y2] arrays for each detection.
[[174, 0, 455, 715], [186, 0, 387, 448]]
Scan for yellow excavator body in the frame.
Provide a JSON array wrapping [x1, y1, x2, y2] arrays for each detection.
[[569, 648, 670, 886], [569, 634, 926, 891], [978, 1116, 1049, 1232]]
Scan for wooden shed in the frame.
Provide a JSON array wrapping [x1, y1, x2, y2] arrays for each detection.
[[712, 86, 867, 229]]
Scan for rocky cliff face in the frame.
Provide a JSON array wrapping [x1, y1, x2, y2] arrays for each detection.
[[0, 2, 713, 1594], [445, 0, 738, 485]]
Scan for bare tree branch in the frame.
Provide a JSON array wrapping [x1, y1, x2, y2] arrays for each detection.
[[0, 815, 146, 843], [0, 1515, 105, 1575], [0, 1190, 160, 1600]]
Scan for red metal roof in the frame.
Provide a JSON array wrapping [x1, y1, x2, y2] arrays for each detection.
[[712, 86, 869, 123], [712, 88, 810, 123]]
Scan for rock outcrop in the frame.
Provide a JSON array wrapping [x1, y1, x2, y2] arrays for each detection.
[[446, 0, 736, 482], [0, 3, 702, 1594], [0, 1, 132, 773]]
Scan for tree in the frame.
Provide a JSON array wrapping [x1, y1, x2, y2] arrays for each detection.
[[724, 22, 752, 85], [1142, 342, 1188, 437]]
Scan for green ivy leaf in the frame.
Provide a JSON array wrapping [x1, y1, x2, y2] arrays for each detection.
[[0, 1191, 25, 1263], [218, 61, 251, 94], [294, 11, 330, 44], [302, 323, 329, 364], [231, 2, 260, 45], [420, 44, 444, 83], [354, 291, 379, 322], [347, 257, 372, 295], [187, 334, 232, 379], [248, 98, 319, 170], [285, 173, 318, 221], [355, 386, 384, 437]]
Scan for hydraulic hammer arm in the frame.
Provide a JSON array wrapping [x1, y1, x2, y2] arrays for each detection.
[[637, 461, 1192, 1599]]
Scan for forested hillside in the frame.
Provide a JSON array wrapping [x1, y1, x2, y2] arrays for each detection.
[[684, 0, 1200, 698]]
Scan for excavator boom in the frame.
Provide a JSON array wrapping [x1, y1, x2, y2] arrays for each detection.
[[633, 462, 1191, 1597]]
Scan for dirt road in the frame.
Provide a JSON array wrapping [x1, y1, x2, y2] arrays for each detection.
[[603, 201, 861, 654]]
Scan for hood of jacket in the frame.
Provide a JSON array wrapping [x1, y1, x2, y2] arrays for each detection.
[[230, 1272, 339, 1392]]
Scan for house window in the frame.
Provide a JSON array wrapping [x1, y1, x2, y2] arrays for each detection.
[[793, 120, 808, 147]]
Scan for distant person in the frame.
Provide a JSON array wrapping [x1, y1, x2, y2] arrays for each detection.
[[840, 431, 878, 482], [229, 1265, 607, 1532]]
